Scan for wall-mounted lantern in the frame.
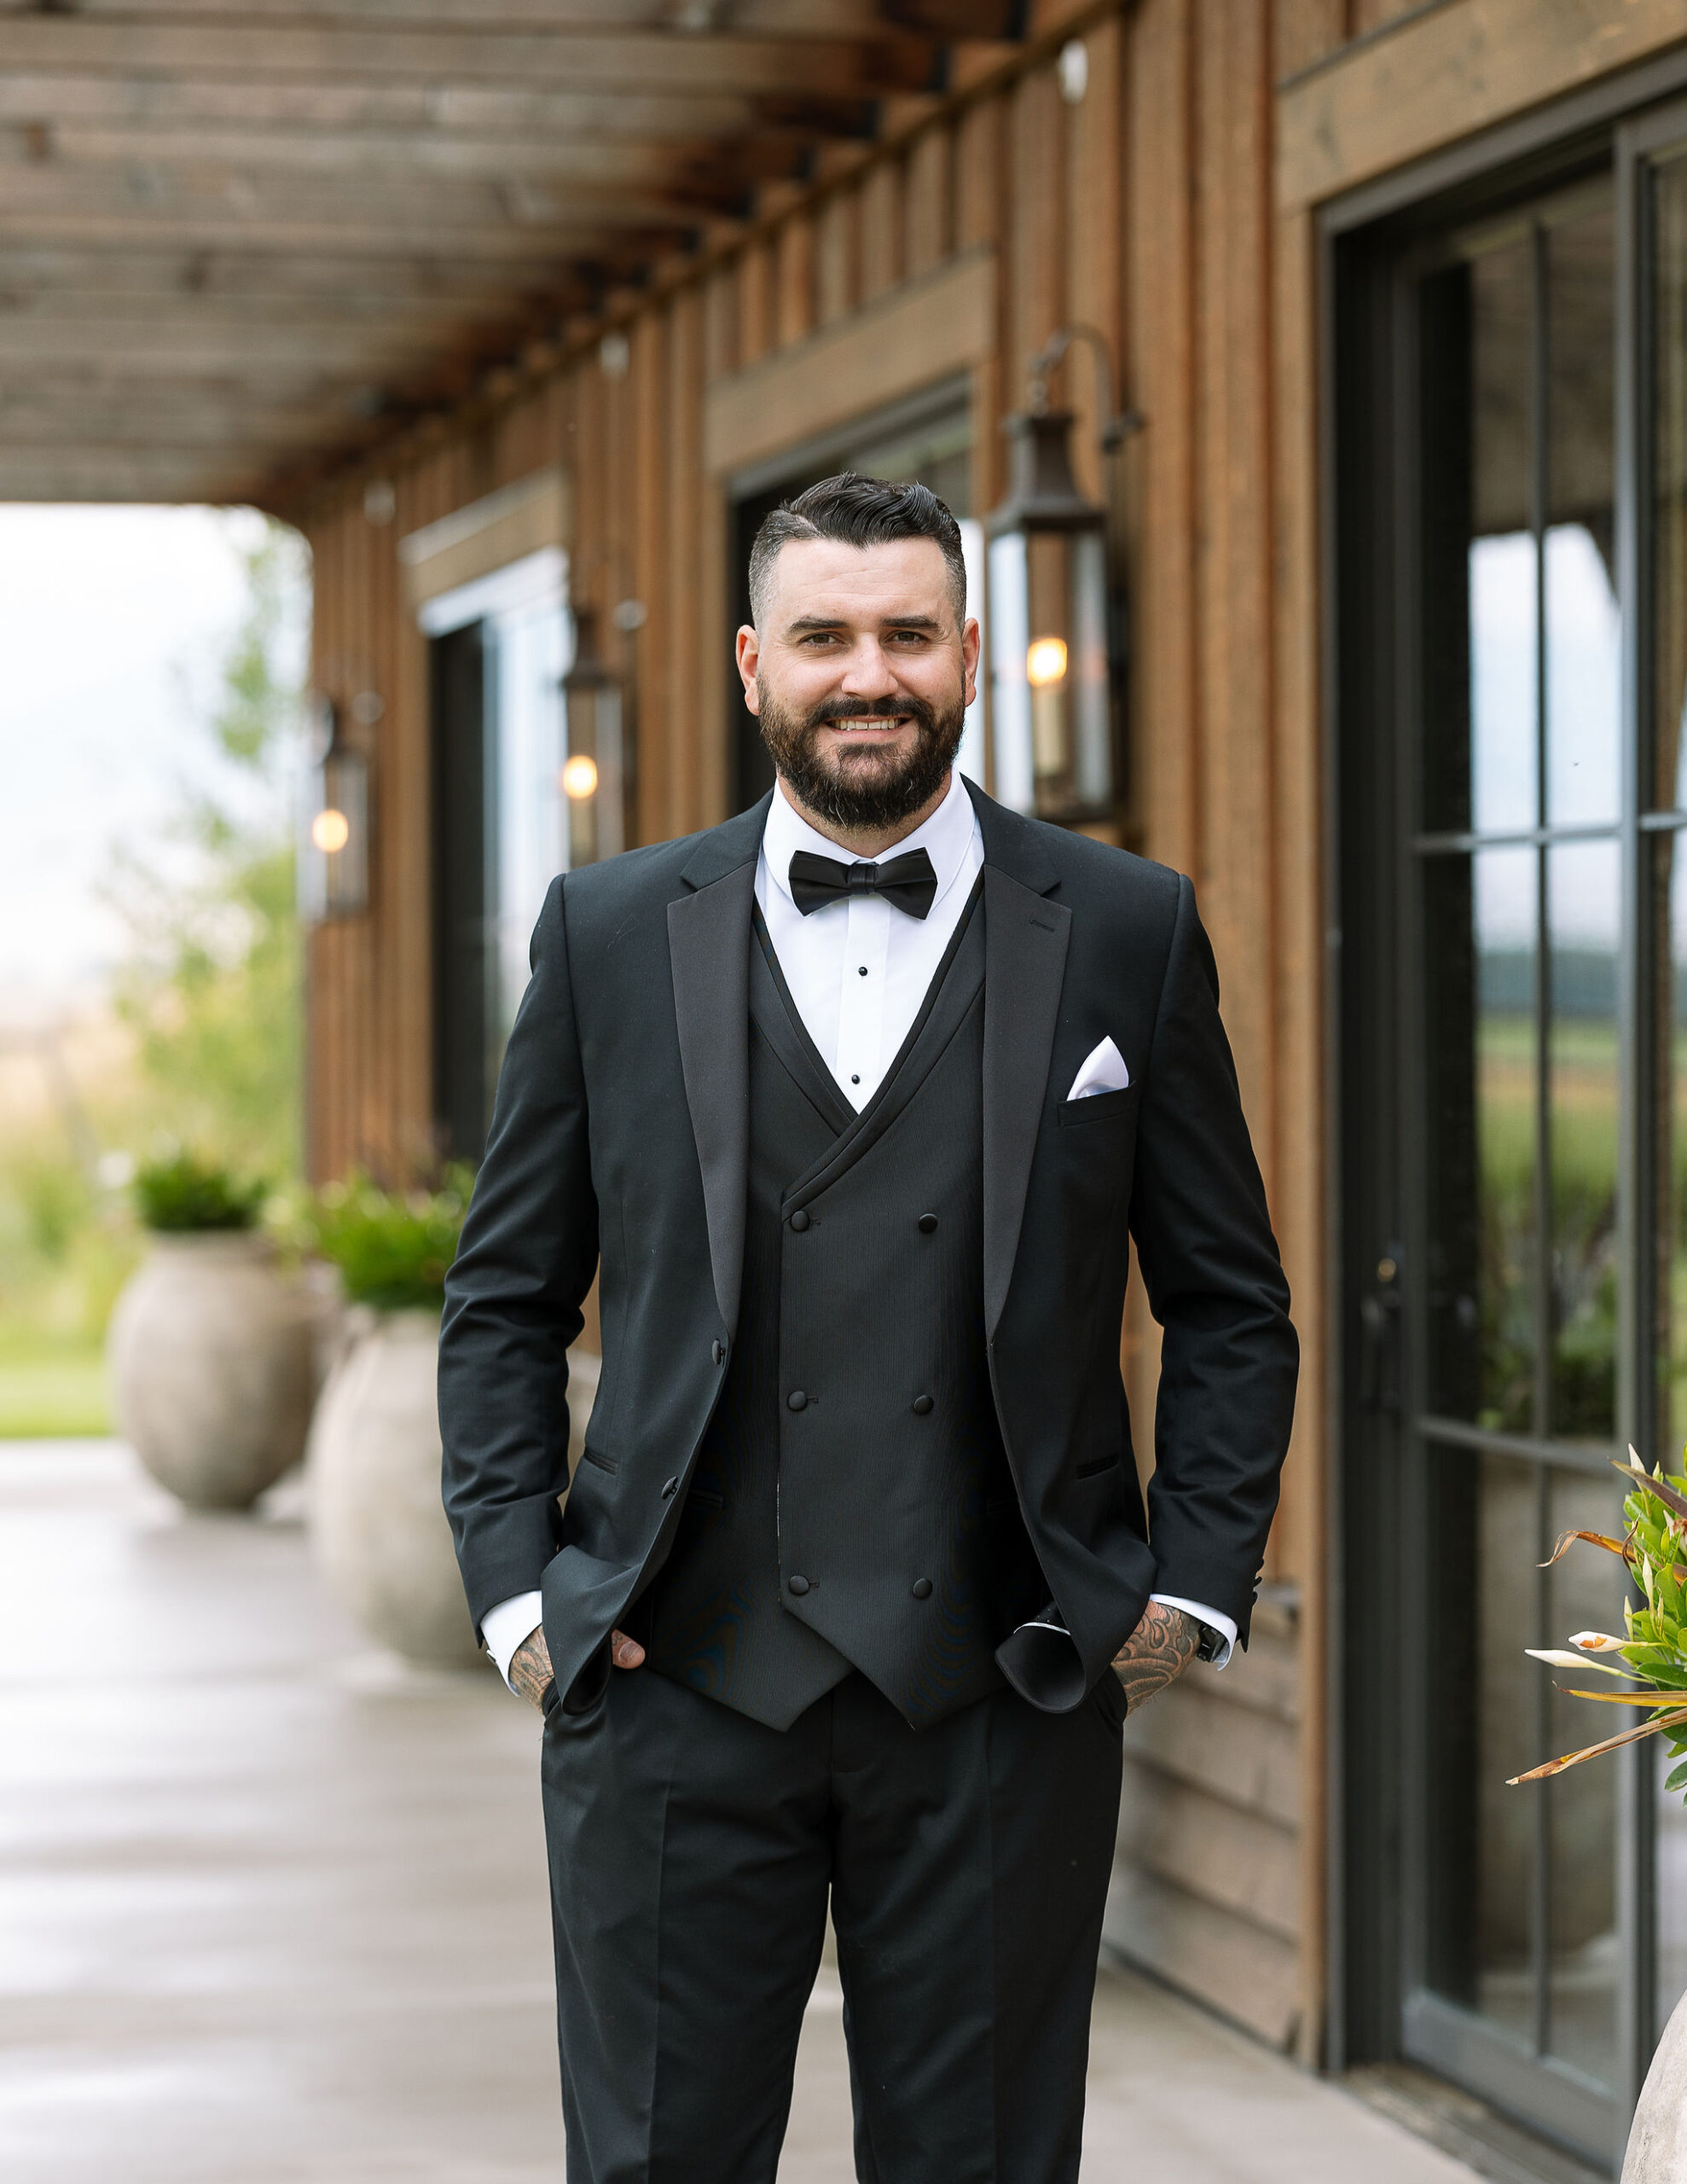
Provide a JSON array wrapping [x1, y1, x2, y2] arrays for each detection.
[[301, 695, 371, 919], [559, 607, 625, 868], [986, 325, 1139, 822]]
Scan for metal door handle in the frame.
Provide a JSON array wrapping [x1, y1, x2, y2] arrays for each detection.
[[1359, 1249, 1402, 1413]]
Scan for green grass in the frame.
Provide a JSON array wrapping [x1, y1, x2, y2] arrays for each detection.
[[0, 1349, 110, 1439]]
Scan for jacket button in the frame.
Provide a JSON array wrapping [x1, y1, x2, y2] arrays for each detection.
[[788, 1574, 811, 1596], [661, 1476, 680, 1499], [912, 1578, 933, 1600], [919, 1212, 938, 1234], [711, 1339, 725, 1365], [787, 1390, 808, 1412], [789, 1208, 809, 1232], [912, 1394, 934, 1415]]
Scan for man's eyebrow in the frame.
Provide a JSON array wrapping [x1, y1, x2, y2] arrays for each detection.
[[783, 611, 945, 634]]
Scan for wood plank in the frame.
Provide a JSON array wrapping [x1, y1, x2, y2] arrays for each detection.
[[1278, 0, 1687, 210], [0, 246, 583, 303], [774, 212, 815, 350], [704, 245, 995, 474], [0, 316, 499, 369], [857, 156, 903, 301], [737, 237, 775, 367], [0, 71, 767, 138], [630, 307, 669, 852], [702, 263, 739, 379], [5, 0, 914, 29], [0, 450, 265, 501], [1122, 1679, 1301, 1827], [1192, 0, 1276, 1195], [1272, 0, 1350, 83], [1008, 60, 1064, 375], [664, 284, 704, 840], [0, 22, 942, 96], [1116, 1763, 1300, 1939], [1104, 1861, 1303, 2049], [814, 187, 860, 327], [1063, 12, 1123, 506], [1127, 0, 1198, 874], [31, 123, 806, 190], [901, 122, 952, 278]]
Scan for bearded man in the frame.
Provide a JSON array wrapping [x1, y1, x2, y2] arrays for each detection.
[[439, 473, 1297, 2184]]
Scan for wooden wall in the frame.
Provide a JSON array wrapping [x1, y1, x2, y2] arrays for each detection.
[[296, 0, 1397, 2063]]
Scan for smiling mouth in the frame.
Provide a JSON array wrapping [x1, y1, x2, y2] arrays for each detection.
[[821, 714, 912, 735]]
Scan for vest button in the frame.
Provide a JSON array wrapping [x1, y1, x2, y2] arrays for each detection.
[[912, 1578, 933, 1600], [789, 1208, 809, 1232], [711, 1339, 725, 1364], [919, 1212, 938, 1234], [788, 1574, 811, 1595], [661, 1476, 680, 1499], [912, 1394, 934, 1415], [787, 1390, 808, 1412]]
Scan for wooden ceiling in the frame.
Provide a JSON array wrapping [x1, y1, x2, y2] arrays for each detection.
[[0, 1, 1026, 508]]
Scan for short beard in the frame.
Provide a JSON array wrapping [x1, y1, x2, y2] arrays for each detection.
[[757, 685, 965, 833]]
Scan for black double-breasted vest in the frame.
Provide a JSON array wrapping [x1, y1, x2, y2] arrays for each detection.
[[636, 888, 1042, 1730]]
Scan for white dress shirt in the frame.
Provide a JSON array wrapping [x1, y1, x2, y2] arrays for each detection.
[[480, 771, 1233, 1686]]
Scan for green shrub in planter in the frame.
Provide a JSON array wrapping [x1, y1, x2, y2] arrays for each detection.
[[307, 1168, 472, 1310], [133, 1150, 266, 1234]]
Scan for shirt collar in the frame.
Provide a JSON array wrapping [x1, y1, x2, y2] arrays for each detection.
[[762, 769, 977, 914]]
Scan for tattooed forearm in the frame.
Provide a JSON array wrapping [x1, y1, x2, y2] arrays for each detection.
[[1110, 1600, 1199, 1715], [509, 1624, 553, 1711]]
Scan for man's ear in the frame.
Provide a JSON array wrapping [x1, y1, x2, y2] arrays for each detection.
[[961, 616, 981, 711], [735, 624, 762, 715]]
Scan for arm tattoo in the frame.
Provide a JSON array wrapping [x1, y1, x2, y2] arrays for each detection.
[[1110, 1600, 1199, 1715], [509, 1625, 553, 1712]]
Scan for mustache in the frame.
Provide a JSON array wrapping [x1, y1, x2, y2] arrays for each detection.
[[803, 694, 939, 733]]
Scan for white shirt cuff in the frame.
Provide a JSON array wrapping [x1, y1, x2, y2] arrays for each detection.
[[480, 1591, 545, 1691], [1150, 1594, 1236, 1669]]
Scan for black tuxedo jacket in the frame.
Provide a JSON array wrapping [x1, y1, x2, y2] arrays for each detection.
[[440, 780, 1297, 1713]]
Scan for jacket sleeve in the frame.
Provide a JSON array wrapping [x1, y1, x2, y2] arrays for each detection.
[[1126, 874, 1298, 1642], [439, 874, 600, 1629]]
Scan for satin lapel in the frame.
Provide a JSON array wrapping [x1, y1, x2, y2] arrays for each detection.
[[982, 862, 1071, 1335], [667, 858, 756, 1338]]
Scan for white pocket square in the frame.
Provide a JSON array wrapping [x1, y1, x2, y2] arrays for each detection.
[[1066, 1036, 1130, 1100]]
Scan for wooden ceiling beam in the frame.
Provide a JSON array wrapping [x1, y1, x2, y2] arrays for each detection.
[[0, 316, 514, 370], [0, 450, 270, 501], [0, 22, 942, 98], [0, 0, 913, 32], [0, 247, 589, 304], [18, 123, 811, 192]]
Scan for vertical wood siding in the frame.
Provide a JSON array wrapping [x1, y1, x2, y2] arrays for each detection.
[[299, 0, 1364, 2057]]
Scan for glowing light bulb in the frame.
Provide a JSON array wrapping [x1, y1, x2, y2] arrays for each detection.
[[311, 807, 351, 853], [561, 754, 600, 800], [1026, 636, 1068, 688]]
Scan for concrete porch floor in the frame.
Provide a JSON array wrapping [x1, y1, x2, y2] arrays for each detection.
[[0, 1441, 1481, 2184]]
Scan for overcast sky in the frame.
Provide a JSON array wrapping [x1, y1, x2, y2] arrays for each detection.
[[0, 505, 300, 1022]]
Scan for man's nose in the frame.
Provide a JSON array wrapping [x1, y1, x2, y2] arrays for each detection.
[[838, 639, 900, 695]]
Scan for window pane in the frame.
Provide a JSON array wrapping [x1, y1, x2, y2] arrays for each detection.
[[1545, 202, 1618, 828], [1545, 1466, 1624, 2085], [1471, 240, 1539, 836], [1650, 153, 1687, 810], [1548, 840, 1620, 1439], [1425, 849, 1539, 1429], [1418, 243, 1539, 838]]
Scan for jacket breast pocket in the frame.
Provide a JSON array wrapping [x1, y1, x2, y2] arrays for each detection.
[[1056, 1084, 1138, 1130]]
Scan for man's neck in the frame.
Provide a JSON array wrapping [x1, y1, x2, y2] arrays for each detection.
[[774, 770, 953, 860]]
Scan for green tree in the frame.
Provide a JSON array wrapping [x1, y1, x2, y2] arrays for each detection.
[[107, 520, 309, 1182]]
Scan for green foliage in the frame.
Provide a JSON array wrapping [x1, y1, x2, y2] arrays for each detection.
[[132, 1149, 265, 1234], [105, 520, 307, 1182], [304, 1169, 472, 1311]]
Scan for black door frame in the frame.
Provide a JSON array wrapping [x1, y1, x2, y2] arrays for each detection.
[[1321, 45, 1687, 2172]]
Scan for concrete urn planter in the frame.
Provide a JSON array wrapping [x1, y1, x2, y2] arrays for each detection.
[[1626, 1989, 1687, 2181], [306, 1309, 600, 1670], [107, 1232, 316, 1509]]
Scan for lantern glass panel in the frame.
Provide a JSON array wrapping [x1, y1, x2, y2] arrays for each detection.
[[988, 523, 1111, 820], [562, 679, 623, 868]]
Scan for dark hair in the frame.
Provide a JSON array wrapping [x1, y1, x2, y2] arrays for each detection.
[[747, 472, 966, 628]]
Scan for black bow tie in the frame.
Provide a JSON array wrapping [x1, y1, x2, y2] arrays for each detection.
[[788, 846, 938, 921]]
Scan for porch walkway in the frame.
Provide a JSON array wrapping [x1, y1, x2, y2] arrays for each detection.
[[0, 1441, 1479, 2184]]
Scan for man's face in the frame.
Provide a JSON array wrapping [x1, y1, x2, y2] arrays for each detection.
[[735, 536, 981, 834]]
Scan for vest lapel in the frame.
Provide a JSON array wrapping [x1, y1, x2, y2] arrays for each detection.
[[976, 804, 1071, 1337], [668, 807, 767, 1339]]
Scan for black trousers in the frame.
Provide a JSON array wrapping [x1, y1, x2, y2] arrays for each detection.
[[539, 1665, 1125, 2184]]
